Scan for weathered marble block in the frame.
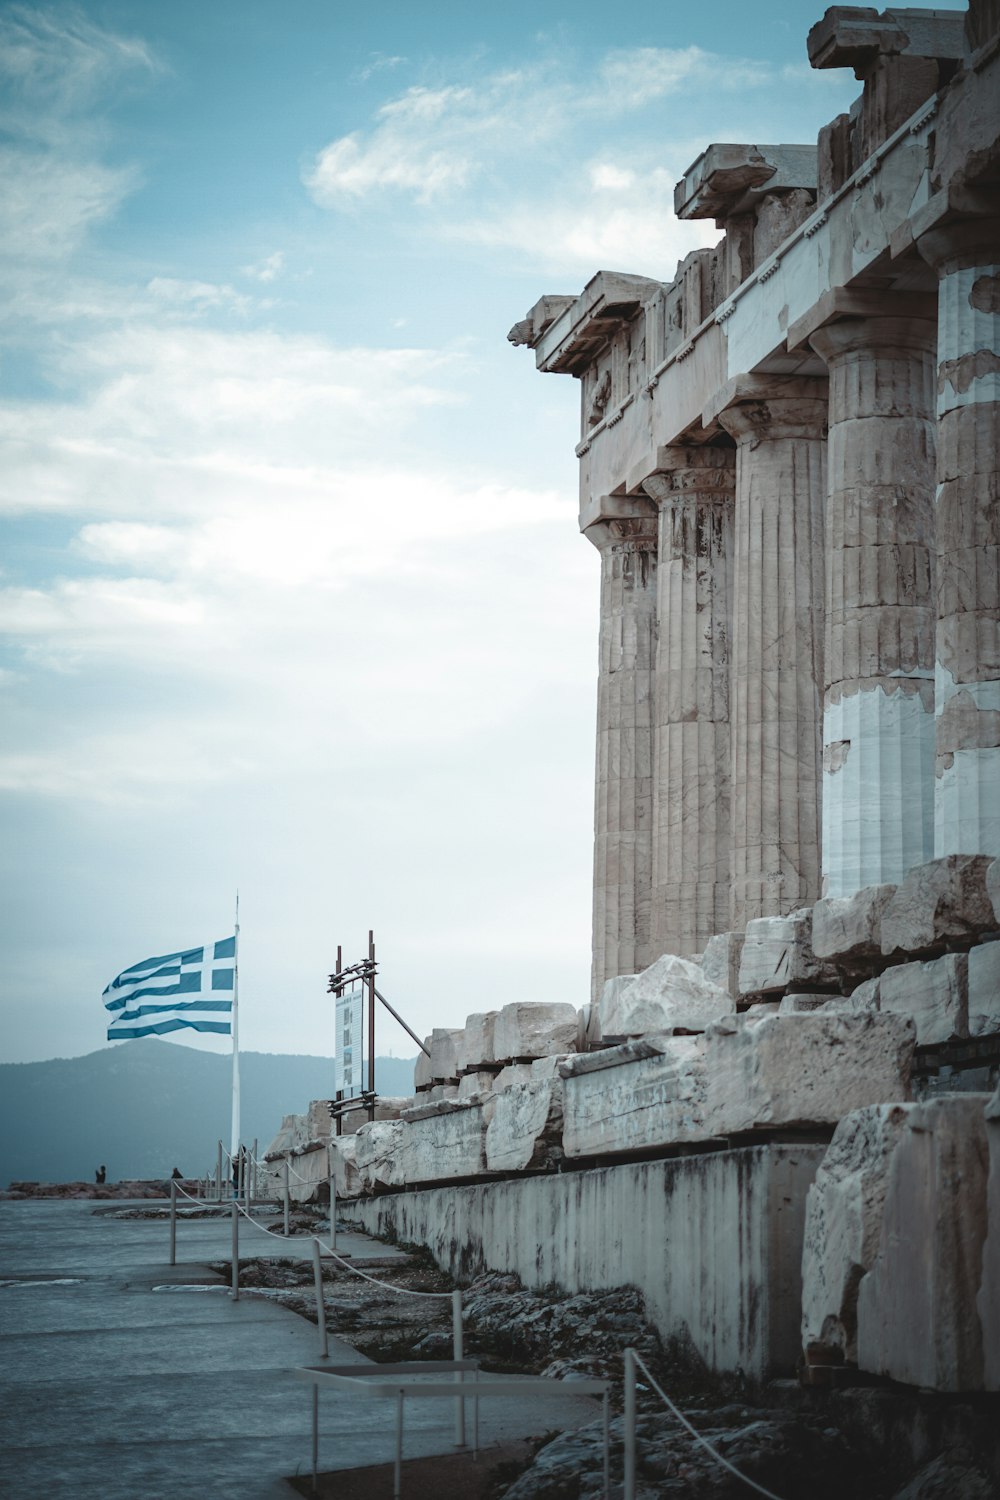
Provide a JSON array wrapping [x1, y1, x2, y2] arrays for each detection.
[[833, 978, 881, 1014], [493, 1001, 578, 1062], [493, 1063, 534, 1092], [284, 1144, 331, 1203], [561, 1037, 708, 1158], [392, 1097, 495, 1185], [455, 1012, 498, 1073], [458, 1070, 497, 1099], [811, 885, 897, 967], [354, 1120, 406, 1192], [703, 1014, 914, 1133], [414, 1042, 433, 1092], [428, 1027, 464, 1083], [329, 1135, 361, 1199], [800, 1103, 915, 1363], [701, 932, 744, 997], [857, 1095, 992, 1391], [988, 859, 1000, 926], [599, 953, 734, 1037], [880, 855, 998, 959], [878, 954, 969, 1045], [978, 1087, 1000, 1391], [968, 941, 1000, 1038], [778, 993, 830, 1014], [485, 1075, 564, 1172], [738, 909, 839, 997], [264, 1113, 307, 1159], [306, 1099, 333, 1143]]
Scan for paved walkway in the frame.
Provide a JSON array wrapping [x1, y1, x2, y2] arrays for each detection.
[[0, 1199, 597, 1499]]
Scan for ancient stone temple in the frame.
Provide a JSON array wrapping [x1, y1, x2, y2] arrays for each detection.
[[268, 1, 1000, 1421], [509, 1, 1000, 1000]]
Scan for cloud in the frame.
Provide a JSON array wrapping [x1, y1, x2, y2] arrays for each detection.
[[241, 251, 285, 283], [306, 86, 479, 204]]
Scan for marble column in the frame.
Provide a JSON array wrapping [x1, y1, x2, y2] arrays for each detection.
[[810, 314, 937, 894], [641, 447, 735, 955], [585, 500, 659, 999], [918, 219, 1000, 858], [718, 379, 828, 929]]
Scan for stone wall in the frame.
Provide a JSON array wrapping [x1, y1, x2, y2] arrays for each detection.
[[341, 1144, 825, 1383]]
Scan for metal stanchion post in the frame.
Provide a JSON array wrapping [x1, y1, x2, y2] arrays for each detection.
[[602, 1388, 610, 1500], [394, 1390, 404, 1500], [283, 1158, 290, 1236], [230, 1199, 240, 1301], [169, 1178, 177, 1266], [328, 1144, 337, 1254], [311, 1383, 318, 1493], [452, 1288, 466, 1449], [251, 1138, 257, 1205], [311, 1238, 329, 1359], [216, 1140, 223, 1201], [623, 1348, 637, 1500]]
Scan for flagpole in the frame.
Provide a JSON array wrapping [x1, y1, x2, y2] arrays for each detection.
[[231, 892, 241, 1158]]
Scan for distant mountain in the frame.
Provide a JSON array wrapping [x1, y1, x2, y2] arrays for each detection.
[[0, 1043, 416, 1185]]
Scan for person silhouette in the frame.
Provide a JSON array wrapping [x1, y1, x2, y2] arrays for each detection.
[[95, 1165, 106, 1185]]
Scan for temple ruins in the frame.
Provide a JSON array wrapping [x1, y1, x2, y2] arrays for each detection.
[[267, 1, 1000, 1405]]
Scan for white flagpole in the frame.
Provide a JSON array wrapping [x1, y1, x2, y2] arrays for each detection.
[[231, 892, 241, 1158]]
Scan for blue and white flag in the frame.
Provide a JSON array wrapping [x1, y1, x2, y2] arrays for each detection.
[[104, 938, 236, 1041]]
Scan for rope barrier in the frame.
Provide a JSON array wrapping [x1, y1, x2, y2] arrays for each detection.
[[631, 1351, 787, 1500]]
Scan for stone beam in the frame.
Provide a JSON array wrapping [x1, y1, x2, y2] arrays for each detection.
[[524, 270, 663, 377], [807, 6, 968, 77], [674, 143, 818, 223]]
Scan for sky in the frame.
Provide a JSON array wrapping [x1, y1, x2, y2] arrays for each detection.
[[0, 0, 871, 1065]]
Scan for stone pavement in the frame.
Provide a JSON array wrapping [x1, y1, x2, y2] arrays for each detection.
[[0, 1199, 597, 1499]]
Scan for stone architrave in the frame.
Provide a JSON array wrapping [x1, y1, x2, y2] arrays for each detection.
[[641, 447, 735, 955], [810, 313, 937, 896], [585, 499, 659, 999], [485, 1075, 565, 1173], [917, 219, 1000, 860], [801, 1102, 916, 1363], [717, 379, 828, 928], [857, 1095, 992, 1391]]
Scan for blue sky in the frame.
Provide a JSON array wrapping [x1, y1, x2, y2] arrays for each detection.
[[0, 0, 882, 1063]]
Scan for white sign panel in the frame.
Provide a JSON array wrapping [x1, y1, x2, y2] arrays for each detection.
[[334, 985, 364, 1099]]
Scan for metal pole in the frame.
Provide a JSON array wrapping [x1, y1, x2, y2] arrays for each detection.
[[230, 1199, 239, 1301], [251, 1138, 258, 1205], [311, 1383, 318, 1494], [328, 1144, 337, 1255], [394, 1389, 404, 1500], [367, 929, 376, 1123], [602, 1389, 610, 1500], [216, 1139, 223, 1202], [373, 986, 431, 1058], [452, 1288, 465, 1449], [169, 1178, 177, 1266], [311, 1238, 329, 1359], [283, 1158, 290, 1236], [623, 1348, 637, 1500], [335, 947, 343, 1137], [473, 1367, 479, 1460]]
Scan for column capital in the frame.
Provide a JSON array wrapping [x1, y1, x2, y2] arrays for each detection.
[[713, 374, 828, 445], [917, 216, 1000, 275], [581, 493, 658, 551], [809, 312, 937, 364], [639, 445, 735, 504]]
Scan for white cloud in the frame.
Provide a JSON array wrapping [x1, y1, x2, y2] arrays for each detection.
[[241, 251, 285, 283]]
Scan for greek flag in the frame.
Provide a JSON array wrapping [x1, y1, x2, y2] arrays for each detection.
[[104, 938, 236, 1041]]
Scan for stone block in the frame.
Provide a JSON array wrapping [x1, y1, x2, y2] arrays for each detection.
[[778, 993, 831, 1014], [493, 1002, 578, 1063], [457, 1071, 497, 1100], [979, 1087, 1000, 1391], [812, 885, 897, 967], [428, 1027, 464, 1083], [428, 1083, 459, 1102], [493, 1063, 534, 1092], [745, 1000, 782, 1023], [329, 1135, 361, 1199], [455, 1012, 498, 1073], [878, 954, 969, 1044], [598, 953, 734, 1038], [485, 1075, 565, 1173], [988, 859, 1000, 925], [800, 1103, 916, 1363], [391, 1097, 494, 1185], [701, 932, 744, 997], [738, 909, 839, 997], [857, 1095, 992, 1391], [354, 1120, 406, 1193], [306, 1099, 333, 1144], [704, 1014, 914, 1134], [880, 855, 998, 959], [828, 977, 881, 1014], [595, 975, 637, 1033], [968, 941, 1000, 1038], [414, 1042, 433, 1093], [284, 1144, 331, 1204], [562, 1037, 708, 1158]]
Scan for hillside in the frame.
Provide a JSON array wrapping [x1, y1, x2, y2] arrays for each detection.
[[0, 1042, 415, 1185]]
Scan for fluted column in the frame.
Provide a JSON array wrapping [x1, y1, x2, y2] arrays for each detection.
[[586, 500, 659, 999], [718, 380, 827, 928], [918, 220, 1000, 859], [810, 314, 937, 894], [641, 447, 735, 955]]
